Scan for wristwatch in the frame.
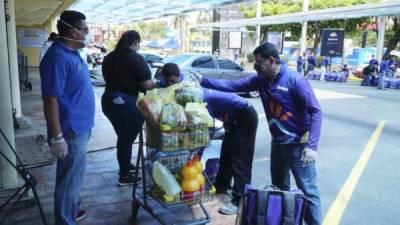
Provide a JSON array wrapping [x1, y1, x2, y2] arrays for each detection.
[[50, 133, 63, 143]]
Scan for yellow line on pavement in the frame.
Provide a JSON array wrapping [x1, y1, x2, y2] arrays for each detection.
[[323, 120, 385, 225]]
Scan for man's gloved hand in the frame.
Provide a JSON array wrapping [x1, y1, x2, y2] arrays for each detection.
[[189, 70, 203, 83], [50, 135, 68, 159], [301, 147, 317, 167]]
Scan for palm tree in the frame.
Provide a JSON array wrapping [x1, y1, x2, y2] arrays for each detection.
[[173, 14, 188, 52]]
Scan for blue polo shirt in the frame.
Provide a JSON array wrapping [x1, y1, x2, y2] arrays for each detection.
[[40, 40, 95, 136]]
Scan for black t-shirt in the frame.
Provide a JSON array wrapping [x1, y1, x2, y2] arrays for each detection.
[[363, 65, 377, 76], [102, 48, 151, 96]]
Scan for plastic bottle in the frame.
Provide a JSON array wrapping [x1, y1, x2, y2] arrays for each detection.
[[152, 161, 181, 196]]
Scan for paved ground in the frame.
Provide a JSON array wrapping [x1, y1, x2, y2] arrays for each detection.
[[5, 71, 400, 225], [249, 80, 400, 225]]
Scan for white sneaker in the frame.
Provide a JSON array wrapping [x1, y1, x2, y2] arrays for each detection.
[[216, 193, 232, 204], [218, 201, 238, 215]]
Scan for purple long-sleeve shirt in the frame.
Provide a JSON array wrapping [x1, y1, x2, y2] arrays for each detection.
[[201, 63, 322, 150]]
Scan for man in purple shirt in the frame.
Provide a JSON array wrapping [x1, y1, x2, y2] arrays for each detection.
[[197, 43, 322, 225], [160, 63, 258, 215]]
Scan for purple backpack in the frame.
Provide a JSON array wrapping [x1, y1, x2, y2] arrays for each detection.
[[236, 185, 308, 225]]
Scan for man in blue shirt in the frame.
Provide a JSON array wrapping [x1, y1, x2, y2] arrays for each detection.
[[378, 56, 390, 90], [369, 54, 379, 67], [160, 63, 258, 215], [307, 52, 317, 75], [40, 10, 94, 225], [296, 55, 304, 75], [196, 43, 322, 225]]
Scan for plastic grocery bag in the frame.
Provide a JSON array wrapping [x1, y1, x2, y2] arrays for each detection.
[[174, 74, 204, 107], [137, 89, 163, 125], [159, 103, 187, 131], [185, 102, 213, 127]]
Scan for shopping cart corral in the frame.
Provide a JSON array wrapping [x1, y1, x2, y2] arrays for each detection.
[[131, 126, 216, 225]]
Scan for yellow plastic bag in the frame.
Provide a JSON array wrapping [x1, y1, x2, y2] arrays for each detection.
[[185, 103, 213, 128], [137, 89, 163, 126], [159, 103, 187, 132]]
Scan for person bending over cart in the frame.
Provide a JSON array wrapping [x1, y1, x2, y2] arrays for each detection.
[[159, 63, 258, 215]]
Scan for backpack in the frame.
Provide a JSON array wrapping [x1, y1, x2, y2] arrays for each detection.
[[236, 185, 308, 225]]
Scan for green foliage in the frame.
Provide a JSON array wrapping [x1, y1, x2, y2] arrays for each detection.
[[127, 21, 167, 40], [247, 52, 254, 62], [239, 0, 380, 49], [316, 56, 324, 68]]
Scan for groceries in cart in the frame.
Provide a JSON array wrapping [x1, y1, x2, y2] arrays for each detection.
[[150, 155, 214, 205], [159, 103, 187, 132], [152, 161, 181, 196], [138, 76, 212, 151], [137, 89, 163, 126]]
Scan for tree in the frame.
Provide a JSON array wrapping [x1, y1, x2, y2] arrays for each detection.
[[173, 14, 189, 52], [239, 0, 379, 53], [383, 16, 400, 58], [127, 21, 167, 40]]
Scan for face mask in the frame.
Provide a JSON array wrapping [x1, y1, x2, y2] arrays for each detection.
[[59, 19, 91, 47], [254, 63, 267, 77]]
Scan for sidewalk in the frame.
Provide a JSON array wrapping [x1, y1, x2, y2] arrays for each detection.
[[7, 69, 235, 225]]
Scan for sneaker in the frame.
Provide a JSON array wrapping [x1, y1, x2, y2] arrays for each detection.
[[129, 164, 138, 173], [76, 209, 87, 222], [216, 193, 232, 204], [117, 174, 142, 186], [218, 201, 238, 215]]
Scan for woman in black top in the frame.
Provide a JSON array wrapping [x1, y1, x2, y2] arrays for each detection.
[[101, 30, 156, 185]]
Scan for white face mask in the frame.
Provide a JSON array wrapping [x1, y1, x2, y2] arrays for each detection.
[[59, 19, 91, 47]]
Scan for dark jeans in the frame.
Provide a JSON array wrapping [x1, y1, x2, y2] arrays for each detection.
[[101, 91, 144, 177], [270, 143, 322, 225], [361, 74, 372, 86], [215, 105, 258, 205]]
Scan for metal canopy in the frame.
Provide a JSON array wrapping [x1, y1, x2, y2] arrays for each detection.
[[195, 1, 400, 28], [70, 0, 252, 24]]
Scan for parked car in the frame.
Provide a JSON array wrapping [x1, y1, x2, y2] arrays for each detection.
[[89, 52, 164, 86], [141, 52, 164, 63], [140, 52, 164, 79], [154, 53, 259, 97]]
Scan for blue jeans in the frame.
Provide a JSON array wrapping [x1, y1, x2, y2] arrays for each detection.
[[270, 143, 322, 225], [378, 72, 386, 89], [101, 91, 144, 177], [54, 130, 91, 225]]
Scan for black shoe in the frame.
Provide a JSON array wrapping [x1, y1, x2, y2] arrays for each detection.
[[129, 164, 137, 173], [117, 174, 141, 186]]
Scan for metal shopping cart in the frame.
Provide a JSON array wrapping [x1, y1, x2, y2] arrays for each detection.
[[130, 124, 215, 225]]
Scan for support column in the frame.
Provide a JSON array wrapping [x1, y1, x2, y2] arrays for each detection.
[[376, 16, 386, 62], [211, 8, 220, 54], [255, 0, 262, 46], [5, 0, 22, 118], [300, 0, 309, 53], [0, 0, 18, 189]]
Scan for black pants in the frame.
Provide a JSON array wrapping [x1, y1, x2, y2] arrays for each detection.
[[101, 91, 144, 177], [215, 105, 258, 205]]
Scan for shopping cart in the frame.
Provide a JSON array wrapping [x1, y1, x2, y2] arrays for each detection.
[[131, 127, 215, 225]]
